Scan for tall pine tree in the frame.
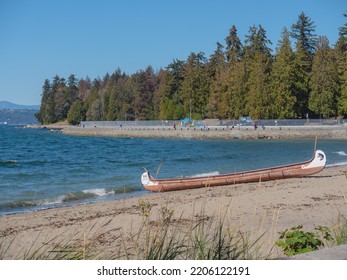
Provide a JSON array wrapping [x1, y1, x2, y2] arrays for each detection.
[[36, 79, 54, 124], [337, 12, 347, 115], [159, 60, 185, 119], [339, 12, 347, 37], [271, 28, 297, 118], [309, 36, 339, 118], [291, 12, 317, 117], [206, 42, 227, 118], [244, 25, 273, 119], [182, 52, 210, 119], [225, 25, 243, 63], [133, 66, 158, 120]]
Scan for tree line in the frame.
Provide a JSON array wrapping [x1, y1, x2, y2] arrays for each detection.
[[36, 12, 347, 125]]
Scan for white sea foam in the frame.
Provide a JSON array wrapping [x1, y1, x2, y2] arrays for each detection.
[[326, 161, 347, 167], [83, 188, 108, 196], [333, 151, 347, 156], [191, 171, 220, 178], [39, 195, 65, 206]]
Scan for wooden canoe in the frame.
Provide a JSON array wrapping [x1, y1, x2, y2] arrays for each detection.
[[141, 150, 326, 192]]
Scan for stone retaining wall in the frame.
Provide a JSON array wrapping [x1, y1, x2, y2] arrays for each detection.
[[62, 125, 347, 140]]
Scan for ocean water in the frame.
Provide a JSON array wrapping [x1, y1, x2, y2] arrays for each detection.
[[1, 125, 347, 215]]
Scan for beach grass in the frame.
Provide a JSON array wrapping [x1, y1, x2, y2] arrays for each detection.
[[330, 214, 347, 246], [0, 200, 272, 260]]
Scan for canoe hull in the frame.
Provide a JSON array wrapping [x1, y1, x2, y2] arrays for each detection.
[[141, 150, 326, 192]]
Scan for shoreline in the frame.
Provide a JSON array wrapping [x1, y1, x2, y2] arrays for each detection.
[[61, 125, 347, 140], [1, 165, 346, 259], [0, 164, 344, 217]]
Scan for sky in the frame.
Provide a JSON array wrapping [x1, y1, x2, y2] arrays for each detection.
[[0, 0, 345, 105]]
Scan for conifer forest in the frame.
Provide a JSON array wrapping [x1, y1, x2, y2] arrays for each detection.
[[36, 12, 347, 125]]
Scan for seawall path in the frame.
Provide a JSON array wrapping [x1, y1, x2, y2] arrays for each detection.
[[61, 125, 347, 140]]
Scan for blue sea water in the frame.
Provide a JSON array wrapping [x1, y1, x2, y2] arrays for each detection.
[[0, 125, 347, 215]]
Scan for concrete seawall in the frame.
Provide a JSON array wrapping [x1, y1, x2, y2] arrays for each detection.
[[288, 244, 347, 260], [61, 125, 347, 140]]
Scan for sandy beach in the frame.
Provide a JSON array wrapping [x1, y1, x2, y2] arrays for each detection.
[[1, 164, 346, 259]]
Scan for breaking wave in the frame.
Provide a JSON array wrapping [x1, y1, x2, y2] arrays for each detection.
[[326, 161, 347, 168], [0, 185, 142, 214], [0, 160, 18, 167]]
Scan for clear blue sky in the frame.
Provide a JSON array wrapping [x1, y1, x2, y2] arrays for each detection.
[[0, 0, 345, 105]]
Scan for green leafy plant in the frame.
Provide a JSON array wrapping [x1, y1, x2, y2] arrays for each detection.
[[275, 225, 326, 256]]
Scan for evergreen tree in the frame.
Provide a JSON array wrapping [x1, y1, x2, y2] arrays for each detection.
[[67, 74, 78, 102], [51, 75, 69, 122], [182, 52, 210, 119], [36, 79, 53, 124], [207, 42, 226, 79], [105, 75, 118, 121], [151, 69, 165, 119], [102, 91, 110, 119], [105, 69, 128, 120], [67, 100, 86, 125], [77, 77, 92, 102], [225, 25, 243, 63], [244, 25, 273, 119], [337, 13, 347, 115], [85, 80, 100, 121], [159, 60, 185, 119], [338, 51, 347, 115], [106, 86, 118, 120], [271, 28, 297, 118], [290, 13, 317, 118], [309, 36, 339, 117], [339, 12, 347, 37], [224, 26, 246, 120], [90, 98, 103, 120], [60, 74, 79, 120], [133, 66, 158, 120], [120, 76, 135, 121], [291, 12, 317, 56], [226, 59, 247, 119], [244, 25, 272, 57], [291, 42, 311, 118], [206, 42, 228, 118]]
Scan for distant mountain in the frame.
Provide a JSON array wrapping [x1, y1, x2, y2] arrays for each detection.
[[0, 101, 39, 125], [0, 109, 39, 125], [0, 101, 40, 110]]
